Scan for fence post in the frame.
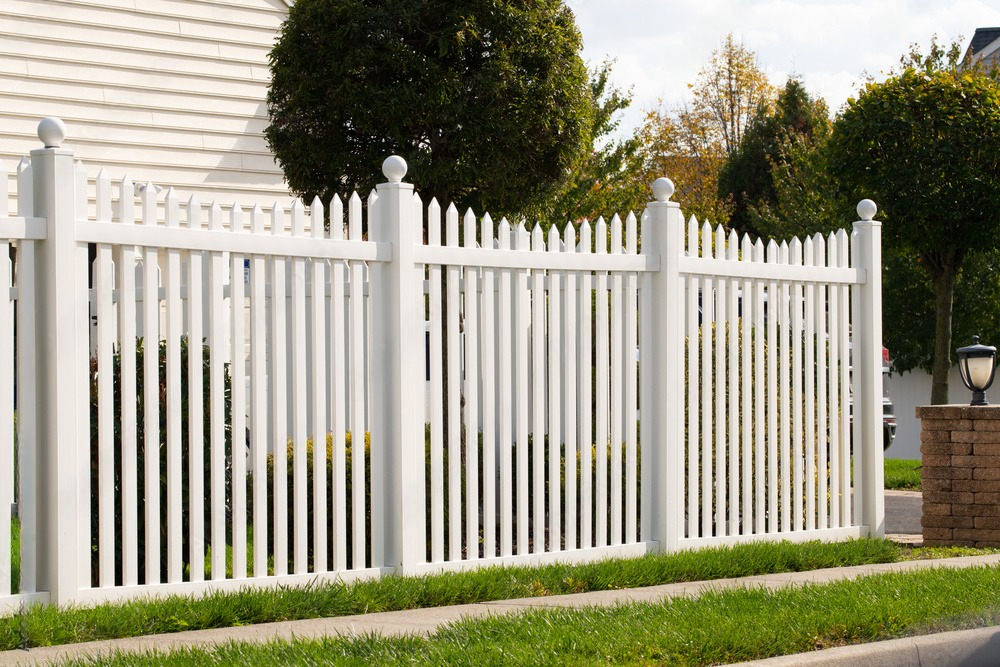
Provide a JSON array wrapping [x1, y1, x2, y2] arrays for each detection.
[[31, 118, 88, 604], [370, 156, 425, 573], [851, 199, 885, 537], [644, 178, 685, 551]]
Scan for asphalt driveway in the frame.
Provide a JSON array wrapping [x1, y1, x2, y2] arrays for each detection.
[[884, 489, 921, 535]]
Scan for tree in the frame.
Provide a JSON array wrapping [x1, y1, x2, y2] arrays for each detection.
[[636, 34, 776, 225], [746, 132, 847, 241], [637, 105, 731, 224], [718, 77, 830, 237], [266, 0, 594, 217], [828, 41, 1000, 403], [689, 33, 776, 156], [524, 61, 647, 228]]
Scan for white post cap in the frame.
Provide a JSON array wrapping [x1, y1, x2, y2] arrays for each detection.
[[382, 155, 408, 183], [38, 117, 67, 148], [652, 177, 675, 203], [857, 199, 877, 221]]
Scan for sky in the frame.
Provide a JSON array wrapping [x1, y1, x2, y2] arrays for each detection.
[[566, 0, 1000, 135]]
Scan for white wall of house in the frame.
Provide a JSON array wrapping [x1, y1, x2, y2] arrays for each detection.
[[1, 0, 294, 210], [885, 366, 1000, 460]]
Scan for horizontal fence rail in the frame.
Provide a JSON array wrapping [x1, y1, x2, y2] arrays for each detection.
[[0, 120, 884, 609]]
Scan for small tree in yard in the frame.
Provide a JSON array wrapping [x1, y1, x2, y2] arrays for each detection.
[[266, 0, 594, 219], [828, 42, 1000, 404]]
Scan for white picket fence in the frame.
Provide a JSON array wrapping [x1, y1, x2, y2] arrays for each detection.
[[0, 119, 884, 609]]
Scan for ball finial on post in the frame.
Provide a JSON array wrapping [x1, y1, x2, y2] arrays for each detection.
[[857, 199, 877, 221], [37, 117, 67, 148], [651, 177, 674, 203], [382, 155, 408, 183]]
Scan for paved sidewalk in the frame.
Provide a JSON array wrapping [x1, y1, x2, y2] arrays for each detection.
[[1, 554, 998, 666]]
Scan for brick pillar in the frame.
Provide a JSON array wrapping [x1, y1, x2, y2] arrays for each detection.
[[916, 405, 1000, 547]]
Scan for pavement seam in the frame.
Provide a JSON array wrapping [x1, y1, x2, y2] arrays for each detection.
[[1, 554, 998, 666]]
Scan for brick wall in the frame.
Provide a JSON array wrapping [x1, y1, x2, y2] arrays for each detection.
[[917, 405, 1000, 547]]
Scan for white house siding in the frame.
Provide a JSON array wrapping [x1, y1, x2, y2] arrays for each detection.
[[1, 0, 294, 212]]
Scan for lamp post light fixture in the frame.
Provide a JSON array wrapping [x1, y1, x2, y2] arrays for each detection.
[[957, 336, 998, 406]]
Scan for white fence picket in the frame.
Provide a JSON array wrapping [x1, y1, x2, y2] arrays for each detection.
[[427, 199, 444, 563], [547, 225, 562, 551], [187, 195, 206, 584], [463, 208, 480, 561], [686, 215, 699, 537], [310, 198, 328, 574], [739, 233, 752, 536], [625, 213, 638, 544], [595, 216, 609, 547], [804, 236, 817, 532], [497, 218, 514, 557], [514, 223, 530, 555], [828, 232, 842, 528], [766, 240, 779, 533], [445, 206, 461, 561], [578, 220, 593, 549], [329, 197, 348, 572], [713, 225, 725, 534], [837, 230, 852, 526], [701, 221, 713, 538], [610, 216, 623, 546], [815, 233, 829, 531], [249, 204, 269, 578], [208, 202, 226, 581], [270, 205, 289, 576], [229, 205, 248, 580], [290, 200, 308, 575], [530, 224, 545, 554], [791, 238, 804, 532], [165, 189, 184, 583], [348, 194, 366, 569], [726, 230, 738, 535], [479, 213, 497, 560], [753, 238, 766, 535], [95, 170, 114, 587], [563, 222, 579, 550]]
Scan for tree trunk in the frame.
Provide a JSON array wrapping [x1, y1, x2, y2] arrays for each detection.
[[929, 259, 958, 405]]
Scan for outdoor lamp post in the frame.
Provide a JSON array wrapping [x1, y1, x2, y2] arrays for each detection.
[[957, 336, 997, 406]]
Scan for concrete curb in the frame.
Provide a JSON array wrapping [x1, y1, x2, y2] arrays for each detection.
[[0, 554, 998, 665], [734, 625, 1000, 666]]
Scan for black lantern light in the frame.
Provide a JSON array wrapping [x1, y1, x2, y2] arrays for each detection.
[[957, 336, 997, 406]]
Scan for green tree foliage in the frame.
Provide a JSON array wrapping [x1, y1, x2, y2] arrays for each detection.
[[718, 77, 830, 237], [266, 0, 594, 217], [746, 132, 850, 241], [526, 61, 647, 228], [827, 39, 1000, 403]]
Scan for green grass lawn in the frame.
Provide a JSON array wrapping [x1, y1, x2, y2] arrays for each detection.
[[884, 458, 921, 490], [0, 538, 994, 652], [59, 565, 1000, 666]]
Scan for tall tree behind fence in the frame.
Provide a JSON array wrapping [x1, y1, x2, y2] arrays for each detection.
[[0, 119, 884, 609]]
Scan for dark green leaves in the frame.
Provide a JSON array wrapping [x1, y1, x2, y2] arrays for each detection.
[[266, 0, 593, 218]]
